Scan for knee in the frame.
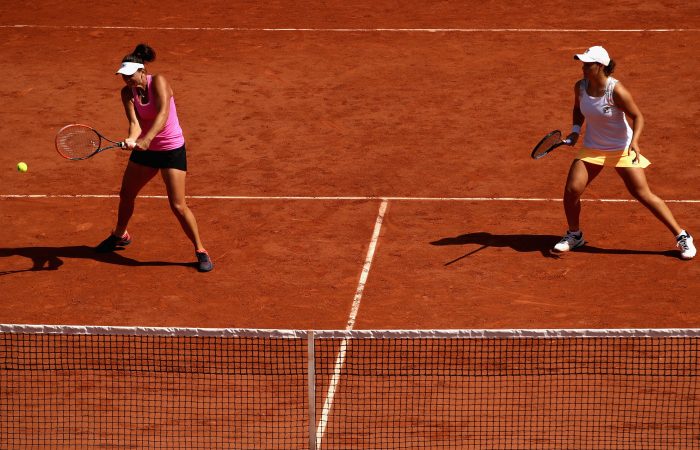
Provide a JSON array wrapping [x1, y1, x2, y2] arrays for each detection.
[[119, 186, 138, 202], [625, 182, 653, 202], [169, 200, 189, 216], [564, 183, 585, 201], [631, 189, 658, 205]]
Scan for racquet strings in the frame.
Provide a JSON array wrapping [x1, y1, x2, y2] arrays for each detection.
[[56, 125, 101, 159], [532, 130, 562, 159]]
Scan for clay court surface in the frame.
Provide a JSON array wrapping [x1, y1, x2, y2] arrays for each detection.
[[1, 1, 700, 331]]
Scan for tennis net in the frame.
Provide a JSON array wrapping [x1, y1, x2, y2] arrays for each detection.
[[1, 325, 699, 449]]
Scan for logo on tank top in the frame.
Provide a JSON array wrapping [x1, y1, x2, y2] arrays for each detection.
[[602, 105, 613, 115]]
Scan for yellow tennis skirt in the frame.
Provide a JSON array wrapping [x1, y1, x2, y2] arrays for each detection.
[[575, 147, 651, 168]]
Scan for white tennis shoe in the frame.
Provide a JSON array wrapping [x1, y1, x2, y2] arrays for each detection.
[[677, 231, 696, 260], [553, 230, 585, 253]]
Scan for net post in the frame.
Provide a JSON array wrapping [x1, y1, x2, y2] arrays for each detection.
[[307, 330, 317, 450]]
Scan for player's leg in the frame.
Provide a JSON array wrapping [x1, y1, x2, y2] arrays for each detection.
[[554, 160, 604, 252], [160, 168, 213, 271], [115, 160, 159, 236], [96, 160, 158, 252], [160, 168, 204, 249], [563, 160, 604, 230], [616, 166, 681, 234], [616, 166, 695, 259]]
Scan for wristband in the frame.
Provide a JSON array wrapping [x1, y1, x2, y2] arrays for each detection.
[[571, 125, 581, 134]]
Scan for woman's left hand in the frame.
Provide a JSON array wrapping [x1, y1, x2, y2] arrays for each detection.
[[629, 142, 641, 164], [134, 137, 152, 151]]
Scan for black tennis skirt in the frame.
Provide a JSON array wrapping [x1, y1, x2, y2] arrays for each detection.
[[129, 144, 187, 171]]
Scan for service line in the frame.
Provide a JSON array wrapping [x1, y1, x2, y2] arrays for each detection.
[[2, 25, 699, 32], [2, 194, 699, 203]]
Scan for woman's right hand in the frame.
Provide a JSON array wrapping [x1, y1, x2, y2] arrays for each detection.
[[124, 138, 137, 150]]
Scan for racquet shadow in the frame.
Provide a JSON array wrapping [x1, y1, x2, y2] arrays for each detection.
[[430, 232, 678, 266], [0, 245, 194, 276]]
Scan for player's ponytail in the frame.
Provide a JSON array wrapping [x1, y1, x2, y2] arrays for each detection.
[[121, 44, 156, 64], [132, 44, 156, 63], [603, 59, 616, 76]]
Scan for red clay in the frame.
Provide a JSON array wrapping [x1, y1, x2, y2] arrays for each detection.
[[0, 2, 698, 330]]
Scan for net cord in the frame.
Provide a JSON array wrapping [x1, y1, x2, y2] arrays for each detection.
[[2, 323, 700, 338]]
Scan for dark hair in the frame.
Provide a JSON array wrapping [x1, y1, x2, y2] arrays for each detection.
[[603, 59, 616, 76], [121, 43, 156, 64]]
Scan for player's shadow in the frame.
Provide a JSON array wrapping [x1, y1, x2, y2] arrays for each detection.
[[430, 232, 677, 266], [0, 245, 194, 275]]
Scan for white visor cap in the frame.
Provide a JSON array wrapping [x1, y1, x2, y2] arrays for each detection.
[[574, 46, 611, 66], [116, 62, 145, 76]]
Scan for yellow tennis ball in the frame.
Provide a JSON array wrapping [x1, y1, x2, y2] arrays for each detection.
[[17, 162, 28, 172]]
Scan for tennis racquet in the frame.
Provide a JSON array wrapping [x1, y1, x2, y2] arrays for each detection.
[[531, 130, 572, 160], [55, 124, 126, 160]]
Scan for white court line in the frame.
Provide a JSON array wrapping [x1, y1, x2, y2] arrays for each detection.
[[315, 199, 388, 449], [1, 25, 699, 32], [2, 194, 699, 203], [345, 199, 388, 331]]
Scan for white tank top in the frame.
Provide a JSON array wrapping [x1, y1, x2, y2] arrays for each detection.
[[579, 77, 633, 151]]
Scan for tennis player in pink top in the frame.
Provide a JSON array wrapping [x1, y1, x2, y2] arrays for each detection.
[[96, 44, 213, 272]]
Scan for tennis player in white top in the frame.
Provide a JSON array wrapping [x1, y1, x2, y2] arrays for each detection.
[[554, 46, 695, 260]]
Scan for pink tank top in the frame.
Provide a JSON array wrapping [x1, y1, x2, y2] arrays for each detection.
[[132, 75, 185, 150]]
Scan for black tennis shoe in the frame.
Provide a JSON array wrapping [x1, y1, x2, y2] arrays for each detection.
[[95, 232, 131, 253], [196, 250, 214, 272]]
